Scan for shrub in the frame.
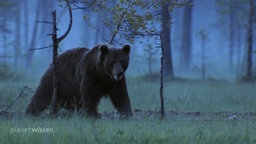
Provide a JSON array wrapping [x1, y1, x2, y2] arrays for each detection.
[[0, 63, 13, 80]]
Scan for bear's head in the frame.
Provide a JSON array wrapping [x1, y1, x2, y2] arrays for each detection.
[[97, 44, 130, 81]]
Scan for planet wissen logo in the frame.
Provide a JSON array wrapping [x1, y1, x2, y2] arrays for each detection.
[[10, 127, 54, 134]]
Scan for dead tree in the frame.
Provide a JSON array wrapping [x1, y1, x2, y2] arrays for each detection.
[[50, 0, 72, 115], [159, 34, 165, 118], [245, 0, 254, 80], [197, 28, 208, 80]]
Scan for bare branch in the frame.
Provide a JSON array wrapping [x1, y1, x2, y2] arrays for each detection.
[[5, 86, 32, 111], [36, 20, 53, 24], [71, 1, 92, 10], [57, 0, 73, 43], [29, 45, 53, 51]]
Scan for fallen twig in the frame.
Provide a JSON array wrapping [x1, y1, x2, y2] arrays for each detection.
[[5, 86, 32, 111]]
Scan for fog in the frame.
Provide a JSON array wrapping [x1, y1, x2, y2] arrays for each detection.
[[0, 0, 255, 80]]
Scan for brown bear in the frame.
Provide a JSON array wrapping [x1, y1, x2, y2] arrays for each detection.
[[25, 44, 132, 117]]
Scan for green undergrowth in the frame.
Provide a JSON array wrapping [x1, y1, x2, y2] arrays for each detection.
[[0, 76, 256, 143], [1, 116, 256, 144]]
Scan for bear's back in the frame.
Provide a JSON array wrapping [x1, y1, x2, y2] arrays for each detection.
[[57, 48, 89, 66], [56, 48, 89, 81], [58, 47, 88, 60]]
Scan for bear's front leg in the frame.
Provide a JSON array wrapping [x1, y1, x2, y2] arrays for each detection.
[[80, 78, 101, 117], [109, 78, 132, 117]]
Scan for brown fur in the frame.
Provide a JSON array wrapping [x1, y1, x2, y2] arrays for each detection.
[[25, 44, 132, 117]]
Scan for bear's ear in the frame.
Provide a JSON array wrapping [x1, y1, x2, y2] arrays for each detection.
[[97, 45, 108, 67], [99, 45, 108, 54], [122, 45, 130, 55]]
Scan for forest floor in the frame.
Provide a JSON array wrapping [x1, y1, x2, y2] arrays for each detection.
[[1, 109, 256, 121], [1, 76, 256, 143]]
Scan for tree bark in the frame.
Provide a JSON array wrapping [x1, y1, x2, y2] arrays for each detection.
[[228, 0, 235, 69], [159, 0, 176, 118], [14, 1, 21, 67], [245, 0, 254, 80], [201, 35, 206, 79], [161, 0, 174, 77], [2, 11, 7, 61], [23, 0, 29, 49], [50, 0, 72, 115], [160, 34, 165, 118], [26, 0, 41, 68], [180, 0, 192, 71], [51, 11, 58, 115]]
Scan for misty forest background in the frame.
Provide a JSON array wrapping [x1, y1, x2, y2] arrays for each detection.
[[0, 0, 256, 143], [0, 0, 255, 81]]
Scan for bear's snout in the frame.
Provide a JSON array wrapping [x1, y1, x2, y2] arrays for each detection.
[[113, 72, 124, 81], [112, 62, 124, 81]]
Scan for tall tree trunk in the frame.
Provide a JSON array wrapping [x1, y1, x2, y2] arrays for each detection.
[[198, 29, 208, 79], [228, 0, 235, 70], [51, 11, 59, 115], [159, 0, 175, 118], [245, 0, 254, 80], [201, 35, 206, 79], [2, 11, 7, 62], [161, 1, 174, 77], [23, 0, 29, 49], [180, 0, 192, 71], [26, 0, 41, 68], [26, 0, 55, 68], [14, 1, 21, 67], [50, 0, 72, 115], [236, 24, 242, 76], [160, 36, 164, 118]]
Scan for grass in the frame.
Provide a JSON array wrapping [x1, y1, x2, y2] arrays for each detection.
[[0, 76, 256, 143], [126, 77, 256, 112], [1, 116, 256, 144]]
